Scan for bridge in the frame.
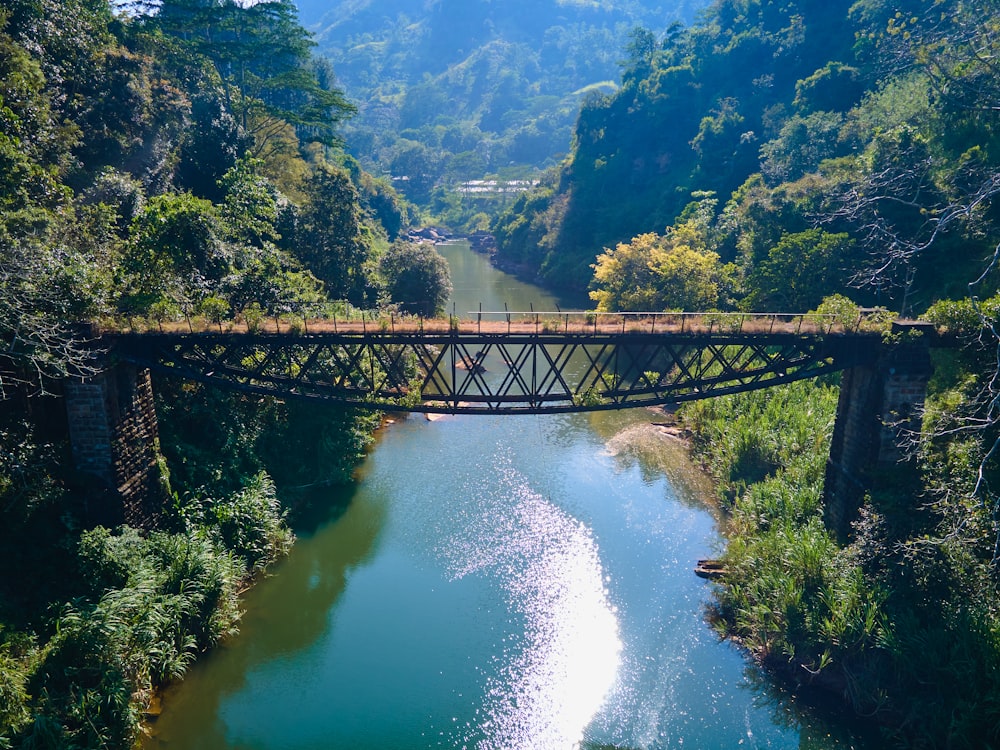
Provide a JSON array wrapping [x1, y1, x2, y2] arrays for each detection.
[[102, 313, 882, 414], [62, 311, 937, 537]]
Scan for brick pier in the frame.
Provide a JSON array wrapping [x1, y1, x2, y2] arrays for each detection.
[[65, 363, 167, 527], [823, 331, 933, 540]]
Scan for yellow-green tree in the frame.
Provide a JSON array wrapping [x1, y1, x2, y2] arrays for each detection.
[[590, 230, 727, 312]]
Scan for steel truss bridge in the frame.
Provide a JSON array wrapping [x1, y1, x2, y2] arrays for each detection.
[[105, 313, 884, 415]]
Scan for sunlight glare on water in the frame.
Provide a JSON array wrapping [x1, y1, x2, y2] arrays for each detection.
[[440, 468, 622, 750]]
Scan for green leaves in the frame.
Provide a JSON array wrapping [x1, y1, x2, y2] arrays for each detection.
[[296, 163, 374, 304], [743, 229, 854, 312], [181, 472, 294, 572], [589, 213, 730, 312], [0, 642, 31, 740], [13, 525, 247, 748]]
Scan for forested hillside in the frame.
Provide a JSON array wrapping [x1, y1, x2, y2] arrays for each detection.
[[298, 0, 708, 214], [494, 0, 1000, 313], [0, 1, 451, 745]]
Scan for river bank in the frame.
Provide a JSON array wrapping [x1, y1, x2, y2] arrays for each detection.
[[674, 373, 990, 747]]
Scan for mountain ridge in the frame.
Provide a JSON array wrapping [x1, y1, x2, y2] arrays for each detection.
[[294, 0, 708, 209]]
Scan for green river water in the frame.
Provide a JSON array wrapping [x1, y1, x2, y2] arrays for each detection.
[[145, 241, 870, 750]]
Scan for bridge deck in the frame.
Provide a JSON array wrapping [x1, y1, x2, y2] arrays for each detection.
[[104, 310, 874, 339]]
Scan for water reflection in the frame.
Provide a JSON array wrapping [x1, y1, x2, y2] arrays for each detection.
[[146, 485, 387, 749], [435, 241, 588, 313], [603, 421, 718, 515]]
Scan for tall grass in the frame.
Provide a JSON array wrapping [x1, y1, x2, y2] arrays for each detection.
[[683, 380, 837, 503], [683, 382, 887, 689], [13, 527, 249, 747]]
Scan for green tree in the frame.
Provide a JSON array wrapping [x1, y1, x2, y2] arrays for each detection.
[[219, 154, 280, 248], [176, 87, 254, 201], [590, 225, 728, 312], [759, 111, 845, 184], [378, 240, 453, 316], [297, 164, 373, 304], [340, 154, 411, 241], [744, 229, 853, 311], [0, 11, 68, 230], [152, 0, 355, 153], [590, 233, 663, 311], [388, 139, 441, 205], [123, 192, 230, 310]]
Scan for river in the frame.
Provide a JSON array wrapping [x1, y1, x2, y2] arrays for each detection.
[[146, 241, 869, 750]]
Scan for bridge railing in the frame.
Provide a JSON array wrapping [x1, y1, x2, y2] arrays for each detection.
[[455, 310, 880, 336]]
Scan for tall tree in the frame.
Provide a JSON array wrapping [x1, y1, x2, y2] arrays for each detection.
[[297, 164, 373, 304], [378, 240, 452, 316], [152, 0, 356, 153]]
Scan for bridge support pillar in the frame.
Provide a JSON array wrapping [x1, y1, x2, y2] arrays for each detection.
[[65, 362, 167, 528], [824, 333, 932, 541]]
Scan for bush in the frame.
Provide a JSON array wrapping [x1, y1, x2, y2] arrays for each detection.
[[682, 380, 838, 501], [199, 295, 230, 330], [810, 294, 861, 331], [242, 301, 265, 332], [0, 643, 31, 739], [180, 472, 294, 572], [923, 294, 1000, 334], [16, 526, 246, 749]]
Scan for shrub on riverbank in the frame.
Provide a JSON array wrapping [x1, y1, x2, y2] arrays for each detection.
[[681, 382, 887, 686], [683, 369, 1000, 746], [683, 381, 838, 503], [22, 528, 246, 747]]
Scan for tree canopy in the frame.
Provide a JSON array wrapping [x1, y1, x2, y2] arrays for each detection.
[[378, 240, 452, 316]]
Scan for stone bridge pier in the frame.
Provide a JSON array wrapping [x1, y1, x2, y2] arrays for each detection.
[[823, 330, 933, 541], [64, 361, 167, 527]]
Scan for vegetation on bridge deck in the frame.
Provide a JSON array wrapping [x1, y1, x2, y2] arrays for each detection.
[[98, 308, 899, 339]]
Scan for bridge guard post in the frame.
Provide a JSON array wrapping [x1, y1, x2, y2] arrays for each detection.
[[823, 332, 933, 541], [65, 360, 168, 528]]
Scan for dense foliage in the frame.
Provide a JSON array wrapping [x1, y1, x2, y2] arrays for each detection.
[[0, 414, 290, 747], [378, 239, 453, 316], [0, 0, 404, 745], [493, 0, 1000, 310], [681, 328, 1000, 747]]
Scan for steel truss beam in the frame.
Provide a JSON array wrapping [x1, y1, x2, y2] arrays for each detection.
[[109, 331, 880, 414]]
